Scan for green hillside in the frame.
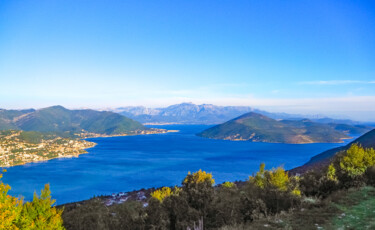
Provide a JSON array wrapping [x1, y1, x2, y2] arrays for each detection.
[[0, 109, 35, 130], [197, 112, 371, 144], [291, 129, 375, 174], [0, 106, 147, 135]]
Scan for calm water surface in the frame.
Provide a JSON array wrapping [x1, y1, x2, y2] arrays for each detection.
[[3, 125, 351, 204]]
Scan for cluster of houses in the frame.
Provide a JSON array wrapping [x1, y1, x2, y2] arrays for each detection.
[[104, 191, 148, 207], [0, 131, 96, 167]]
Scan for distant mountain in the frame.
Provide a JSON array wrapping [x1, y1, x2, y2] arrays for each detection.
[[197, 112, 372, 144], [0, 106, 147, 135], [0, 108, 36, 130], [113, 103, 366, 125], [115, 103, 255, 124], [310, 118, 358, 125], [290, 129, 375, 174]]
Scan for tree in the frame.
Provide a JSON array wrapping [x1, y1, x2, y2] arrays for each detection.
[[249, 164, 301, 214], [17, 184, 65, 230], [250, 163, 266, 189], [268, 167, 290, 192], [339, 144, 375, 178], [250, 163, 300, 195], [182, 170, 215, 227], [0, 170, 22, 230], [151, 186, 180, 203]]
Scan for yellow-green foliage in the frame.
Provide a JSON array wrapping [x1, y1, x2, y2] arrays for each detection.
[[291, 188, 301, 196], [151, 187, 172, 202], [250, 163, 300, 195], [151, 186, 181, 202], [183, 169, 215, 185], [173, 186, 182, 195], [339, 144, 375, 178], [327, 163, 338, 182], [268, 167, 290, 192], [0, 170, 22, 230], [17, 184, 64, 229], [222, 181, 235, 188], [0, 172, 64, 229], [251, 163, 266, 189]]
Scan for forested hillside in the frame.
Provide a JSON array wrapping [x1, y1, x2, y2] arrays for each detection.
[[0, 106, 147, 135], [198, 112, 372, 144]]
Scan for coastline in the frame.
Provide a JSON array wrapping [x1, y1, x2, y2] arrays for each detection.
[[197, 135, 354, 144], [1, 129, 177, 168], [81, 128, 178, 139], [1, 140, 97, 168]]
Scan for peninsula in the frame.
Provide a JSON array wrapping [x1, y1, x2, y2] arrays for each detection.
[[0, 130, 95, 167]]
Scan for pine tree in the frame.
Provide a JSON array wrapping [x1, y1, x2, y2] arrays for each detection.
[[17, 184, 64, 230], [0, 170, 22, 230]]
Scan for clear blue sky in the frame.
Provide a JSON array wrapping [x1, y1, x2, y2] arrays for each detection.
[[0, 0, 375, 121]]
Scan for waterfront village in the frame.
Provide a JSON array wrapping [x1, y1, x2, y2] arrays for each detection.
[[0, 130, 96, 167], [104, 190, 148, 207], [0, 128, 176, 167], [79, 128, 176, 139]]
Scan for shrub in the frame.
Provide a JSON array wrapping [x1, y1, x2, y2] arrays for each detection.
[[339, 144, 375, 178], [250, 163, 301, 196]]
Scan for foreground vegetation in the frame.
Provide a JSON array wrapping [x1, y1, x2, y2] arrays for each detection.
[[60, 144, 375, 230], [1, 143, 374, 229], [0, 170, 64, 229]]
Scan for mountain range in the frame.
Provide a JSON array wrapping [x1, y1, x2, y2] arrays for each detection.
[[197, 112, 372, 144], [113, 102, 364, 125], [0, 106, 146, 135]]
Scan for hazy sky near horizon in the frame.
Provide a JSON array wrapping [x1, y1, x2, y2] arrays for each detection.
[[1, 1, 375, 121]]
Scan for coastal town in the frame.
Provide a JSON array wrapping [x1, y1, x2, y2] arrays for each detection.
[[0, 130, 96, 167], [0, 128, 177, 167]]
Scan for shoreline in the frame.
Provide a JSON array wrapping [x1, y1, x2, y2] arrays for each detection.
[[1, 129, 178, 168], [81, 128, 179, 140], [1, 140, 97, 168], [198, 135, 354, 144]]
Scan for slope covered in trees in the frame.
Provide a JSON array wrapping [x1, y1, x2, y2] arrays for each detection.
[[197, 112, 371, 143], [0, 106, 147, 135]]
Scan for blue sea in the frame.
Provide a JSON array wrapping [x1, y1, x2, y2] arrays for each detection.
[[2, 125, 351, 205]]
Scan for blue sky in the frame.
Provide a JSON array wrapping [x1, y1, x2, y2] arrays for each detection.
[[0, 0, 375, 121]]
